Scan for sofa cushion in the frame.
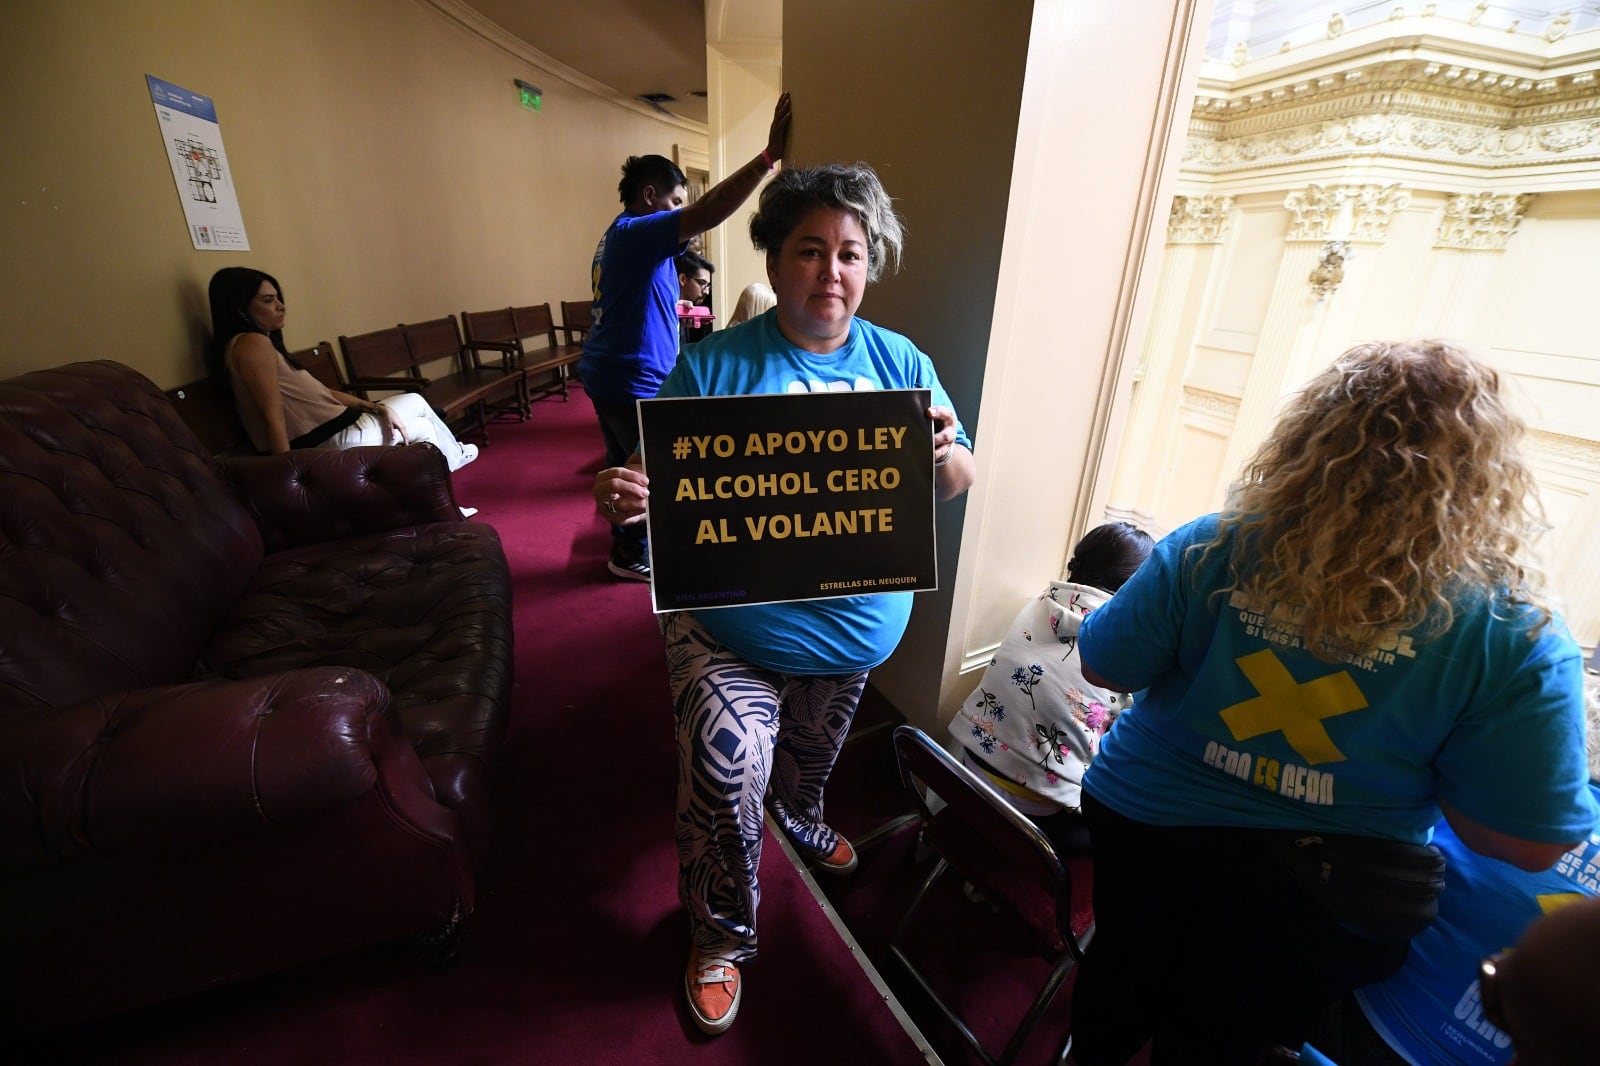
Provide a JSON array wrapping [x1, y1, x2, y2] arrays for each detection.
[[0, 362, 263, 710], [200, 522, 512, 834]]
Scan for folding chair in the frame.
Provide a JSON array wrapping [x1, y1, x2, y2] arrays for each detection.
[[888, 724, 1093, 1066]]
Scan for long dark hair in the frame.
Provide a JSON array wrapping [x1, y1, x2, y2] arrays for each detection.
[[207, 267, 293, 381], [1067, 522, 1155, 594]]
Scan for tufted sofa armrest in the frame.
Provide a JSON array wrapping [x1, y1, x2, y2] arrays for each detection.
[[219, 443, 461, 554], [0, 667, 454, 875]]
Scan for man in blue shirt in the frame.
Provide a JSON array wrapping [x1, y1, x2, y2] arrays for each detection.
[[579, 93, 791, 581]]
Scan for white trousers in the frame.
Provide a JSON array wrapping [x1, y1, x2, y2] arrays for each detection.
[[326, 392, 474, 471]]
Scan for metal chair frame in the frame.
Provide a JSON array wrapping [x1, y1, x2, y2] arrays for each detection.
[[888, 724, 1093, 1066]]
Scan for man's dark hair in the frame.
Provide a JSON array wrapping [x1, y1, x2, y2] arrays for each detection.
[[618, 154, 687, 206], [676, 250, 713, 277]]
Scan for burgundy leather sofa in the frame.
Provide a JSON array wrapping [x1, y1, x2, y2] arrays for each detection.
[[0, 361, 513, 1031]]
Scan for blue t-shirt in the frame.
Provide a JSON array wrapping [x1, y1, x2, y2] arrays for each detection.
[[1079, 514, 1595, 844], [577, 209, 686, 402], [1353, 782, 1600, 1066], [654, 310, 971, 674]]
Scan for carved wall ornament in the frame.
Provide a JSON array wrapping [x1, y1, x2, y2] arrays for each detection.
[[1181, 387, 1242, 419], [1547, 12, 1572, 43], [1347, 184, 1411, 241], [1283, 184, 1410, 242], [1528, 429, 1600, 469], [1328, 12, 1346, 39], [1168, 195, 1236, 244], [1183, 110, 1600, 176], [1309, 241, 1350, 299], [1434, 192, 1535, 250], [1284, 184, 1344, 241]]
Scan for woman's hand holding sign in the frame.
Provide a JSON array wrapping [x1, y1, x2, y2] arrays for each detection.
[[594, 461, 650, 524], [927, 403, 975, 501]]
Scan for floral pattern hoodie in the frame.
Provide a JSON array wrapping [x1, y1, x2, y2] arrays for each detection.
[[948, 581, 1132, 808]]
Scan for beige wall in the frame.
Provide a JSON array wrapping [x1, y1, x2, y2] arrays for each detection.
[[703, 35, 782, 317], [784, 0, 1212, 730], [0, 0, 706, 386]]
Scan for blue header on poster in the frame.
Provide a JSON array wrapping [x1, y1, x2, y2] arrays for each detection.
[[146, 75, 218, 123]]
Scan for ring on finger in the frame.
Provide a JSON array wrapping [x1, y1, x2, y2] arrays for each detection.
[[603, 499, 617, 515]]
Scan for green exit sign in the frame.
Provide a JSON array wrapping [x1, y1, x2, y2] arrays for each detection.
[[515, 80, 542, 111]]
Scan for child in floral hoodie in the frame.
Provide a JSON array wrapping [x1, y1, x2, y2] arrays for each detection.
[[949, 522, 1154, 855]]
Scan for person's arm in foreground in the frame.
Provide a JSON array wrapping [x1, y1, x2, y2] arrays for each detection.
[[675, 94, 792, 243], [1439, 800, 1579, 872]]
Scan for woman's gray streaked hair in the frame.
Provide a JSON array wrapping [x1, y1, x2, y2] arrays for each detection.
[[748, 163, 905, 282]]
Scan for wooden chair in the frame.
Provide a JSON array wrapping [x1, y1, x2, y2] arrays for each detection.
[[559, 299, 593, 349], [288, 339, 346, 393], [339, 320, 518, 445], [888, 725, 1093, 1066], [460, 304, 581, 406], [165, 374, 247, 456], [401, 315, 526, 441], [336, 326, 430, 403]]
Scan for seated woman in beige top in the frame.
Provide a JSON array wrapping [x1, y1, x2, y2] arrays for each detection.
[[206, 267, 477, 471]]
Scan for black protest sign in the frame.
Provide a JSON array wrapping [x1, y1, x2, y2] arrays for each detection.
[[639, 389, 936, 612]]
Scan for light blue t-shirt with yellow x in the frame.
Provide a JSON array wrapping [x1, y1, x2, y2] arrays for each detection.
[[1078, 514, 1595, 845]]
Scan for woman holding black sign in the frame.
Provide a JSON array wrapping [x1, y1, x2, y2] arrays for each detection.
[[592, 162, 974, 1035]]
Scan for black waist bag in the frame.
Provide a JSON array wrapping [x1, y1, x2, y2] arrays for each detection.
[[1264, 831, 1446, 944]]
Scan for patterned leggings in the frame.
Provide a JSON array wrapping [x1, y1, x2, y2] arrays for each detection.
[[663, 611, 867, 961]]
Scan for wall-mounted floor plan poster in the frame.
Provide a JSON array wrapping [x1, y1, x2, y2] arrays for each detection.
[[146, 75, 249, 251]]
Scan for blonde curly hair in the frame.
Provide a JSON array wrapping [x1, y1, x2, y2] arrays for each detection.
[[1204, 340, 1550, 659]]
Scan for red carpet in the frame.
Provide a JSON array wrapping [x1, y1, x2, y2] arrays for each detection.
[[28, 390, 928, 1066]]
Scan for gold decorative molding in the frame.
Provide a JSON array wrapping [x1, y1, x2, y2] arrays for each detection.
[[1284, 184, 1343, 240], [1348, 183, 1412, 241], [1168, 195, 1236, 244], [1434, 192, 1535, 249], [1283, 183, 1411, 242], [1186, 112, 1600, 175]]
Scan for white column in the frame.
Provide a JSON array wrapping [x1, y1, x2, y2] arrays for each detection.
[[1214, 239, 1324, 495], [1108, 194, 1233, 526]]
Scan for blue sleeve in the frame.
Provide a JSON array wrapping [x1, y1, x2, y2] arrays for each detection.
[[1077, 519, 1206, 691], [1435, 623, 1596, 843], [611, 210, 684, 272], [917, 351, 971, 451]]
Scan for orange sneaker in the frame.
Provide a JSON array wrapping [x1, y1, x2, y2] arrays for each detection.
[[685, 951, 742, 1035], [813, 836, 858, 876]]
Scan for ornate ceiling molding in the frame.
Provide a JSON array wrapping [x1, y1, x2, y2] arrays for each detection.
[[1434, 191, 1535, 248], [1184, 27, 1600, 183], [1168, 195, 1236, 243], [1185, 109, 1600, 175]]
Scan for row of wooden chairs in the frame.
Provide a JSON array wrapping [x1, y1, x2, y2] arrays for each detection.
[[332, 299, 592, 446]]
